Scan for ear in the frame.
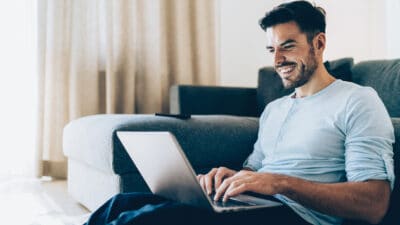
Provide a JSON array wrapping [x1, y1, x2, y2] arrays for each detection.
[[313, 32, 326, 51]]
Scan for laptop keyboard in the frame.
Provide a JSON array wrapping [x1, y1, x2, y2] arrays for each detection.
[[210, 194, 255, 207]]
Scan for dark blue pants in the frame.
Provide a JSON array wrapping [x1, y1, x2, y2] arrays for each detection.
[[84, 192, 311, 225]]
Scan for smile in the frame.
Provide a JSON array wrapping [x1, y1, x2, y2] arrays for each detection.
[[278, 65, 296, 78]]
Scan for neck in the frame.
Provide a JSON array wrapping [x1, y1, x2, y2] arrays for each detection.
[[294, 63, 336, 98]]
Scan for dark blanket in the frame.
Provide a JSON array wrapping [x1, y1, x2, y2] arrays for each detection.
[[84, 192, 310, 225]]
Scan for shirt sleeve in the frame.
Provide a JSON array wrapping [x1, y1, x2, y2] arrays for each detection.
[[344, 87, 395, 189], [242, 106, 270, 171]]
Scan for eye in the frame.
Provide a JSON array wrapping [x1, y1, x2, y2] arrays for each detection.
[[283, 45, 295, 50], [266, 48, 274, 53]]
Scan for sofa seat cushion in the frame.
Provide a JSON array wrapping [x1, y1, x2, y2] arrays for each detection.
[[63, 114, 259, 175]]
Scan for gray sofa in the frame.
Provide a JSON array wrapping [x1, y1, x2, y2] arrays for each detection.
[[63, 58, 399, 224]]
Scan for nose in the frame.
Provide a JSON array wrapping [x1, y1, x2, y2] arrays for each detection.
[[274, 49, 286, 66]]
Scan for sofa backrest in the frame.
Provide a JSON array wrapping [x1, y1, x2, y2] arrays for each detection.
[[351, 59, 400, 117]]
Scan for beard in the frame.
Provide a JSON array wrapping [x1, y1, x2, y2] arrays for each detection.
[[276, 47, 318, 89]]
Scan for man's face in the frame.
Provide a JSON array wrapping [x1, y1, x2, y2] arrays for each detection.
[[266, 21, 318, 89]]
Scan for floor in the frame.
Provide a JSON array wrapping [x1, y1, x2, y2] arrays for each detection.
[[0, 177, 90, 225]]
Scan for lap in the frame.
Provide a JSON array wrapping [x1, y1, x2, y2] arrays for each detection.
[[85, 192, 310, 225]]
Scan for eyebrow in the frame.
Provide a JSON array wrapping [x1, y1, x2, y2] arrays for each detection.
[[266, 39, 297, 50]]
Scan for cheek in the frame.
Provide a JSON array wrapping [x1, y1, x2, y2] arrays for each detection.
[[295, 55, 310, 68], [285, 51, 305, 64]]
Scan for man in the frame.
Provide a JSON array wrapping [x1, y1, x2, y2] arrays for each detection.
[[85, 1, 394, 225]]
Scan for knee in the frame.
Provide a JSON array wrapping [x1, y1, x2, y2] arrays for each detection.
[[111, 193, 126, 201], [109, 192, 137, 204]]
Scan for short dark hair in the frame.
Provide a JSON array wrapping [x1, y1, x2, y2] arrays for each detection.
[[259, 1, 326, 43]]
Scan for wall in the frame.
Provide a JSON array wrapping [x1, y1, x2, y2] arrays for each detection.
[[386, 0, 400, 59], [219, 0, 279, 87], [219, 0, 397, 87]]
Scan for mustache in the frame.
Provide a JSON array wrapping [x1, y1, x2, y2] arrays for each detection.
[[275, 61, 297, 68]]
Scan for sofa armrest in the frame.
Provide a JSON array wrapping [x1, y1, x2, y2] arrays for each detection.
[[63, 114, 259, 175], [170, 85, 258, 117]]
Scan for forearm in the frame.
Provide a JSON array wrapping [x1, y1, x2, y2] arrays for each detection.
[[276, 175, 391, 224]]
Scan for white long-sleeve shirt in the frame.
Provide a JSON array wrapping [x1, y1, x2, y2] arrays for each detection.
[[244, 79, 395, 225]]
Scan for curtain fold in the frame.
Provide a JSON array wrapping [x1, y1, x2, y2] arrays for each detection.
[[36, 0, 218, 178]]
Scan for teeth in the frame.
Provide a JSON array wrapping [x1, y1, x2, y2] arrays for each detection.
[[279, 65, 295, 74]]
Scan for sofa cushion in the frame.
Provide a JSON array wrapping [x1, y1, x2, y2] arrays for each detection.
[[256, 67, 292, 115], [63, 114, 259, 175], [257, 58, 354, 115], [351, 59, 400, 117], [323, 57, 353, 82], [112, 115, 259, 174]]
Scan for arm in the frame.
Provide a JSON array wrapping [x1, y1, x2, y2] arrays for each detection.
[[216, 171, 390, 224], [280, 177, 390, 224]]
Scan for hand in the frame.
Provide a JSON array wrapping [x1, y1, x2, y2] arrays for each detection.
[[213, 170, 281, 202], [197, 167, 237, 195]]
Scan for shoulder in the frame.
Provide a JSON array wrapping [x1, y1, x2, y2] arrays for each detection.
[[335, 80, 376, 97], [343, 82, 383, 112], [341, 81, 393, 136], [327, 80, 382, 110], [336, 79, 376, 96]]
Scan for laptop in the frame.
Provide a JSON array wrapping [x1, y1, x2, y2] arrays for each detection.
[[117, 131, 283, 212]]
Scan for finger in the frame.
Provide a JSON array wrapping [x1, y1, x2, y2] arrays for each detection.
[[205, 169, 218, 195], [214, 167, 229, 190], [205, 175, 213, 195], [219, 173, 253, 202], [215, 167, 236, 190], [214, 168, 224, 191], [200, 175, 210, 194], [198, 175, 206, 191], [214, 176, 234, 201], [223, 183, 250, 202], [222, 180, 242, 202]]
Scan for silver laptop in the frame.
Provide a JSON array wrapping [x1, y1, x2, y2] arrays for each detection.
[[117, 131, 283, 212]]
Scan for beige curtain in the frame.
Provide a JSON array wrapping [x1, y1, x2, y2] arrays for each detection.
[[36, 0, 218, 178]]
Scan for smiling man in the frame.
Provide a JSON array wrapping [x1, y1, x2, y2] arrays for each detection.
[[85, 1, 394, 225], [200, 1, 394, 225]]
